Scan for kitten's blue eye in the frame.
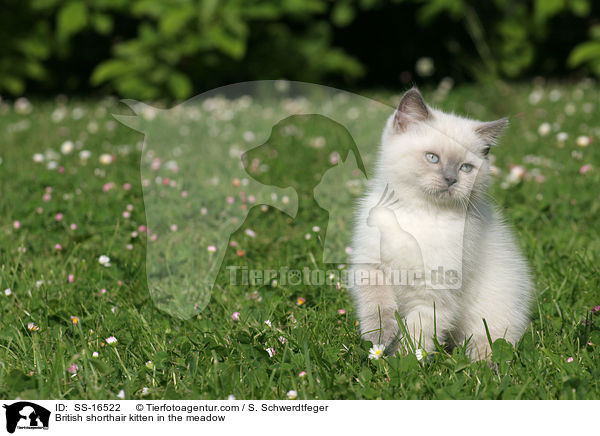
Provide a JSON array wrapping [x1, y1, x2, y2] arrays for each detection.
[[425, 153, 439, 164], [460, 163, 473, 173]]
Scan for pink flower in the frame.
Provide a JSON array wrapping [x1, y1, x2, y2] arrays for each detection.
[[299, 371, 307, 378], [170, 224, 178, 232], [226, 196, 235, 205], [58, 166, 65, 174], [591, 305, 600, 315], [68, 363, 78, 374], [13, 221, 20, 230], [123, 183, 132, 191], [266, 347, 275, 358], [138, 225, 147, 233], [181, 191, 188, 198], [68, 274, 74, 283], [330, 151, 340, 164], [102, 182, 115, 192], [55, 243, 62, 250], [508, 165, 526, 183], [43, 193, 51, 202], [70, 223, 77, 230], [567, 357, 574, 363], [122, 211, 131, 218], [207, 245, 217, 252], [579, 164, 592, 174], [55, 212, 63, 221], [231, 312, 240, 321], [337, 309, 346, 315], [100, 288, 107, 294]]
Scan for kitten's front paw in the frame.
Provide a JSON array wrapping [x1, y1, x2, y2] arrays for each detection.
[[467, 336, 493, 362], [383, 335, 400, 357], [361, 323, 398, 350]]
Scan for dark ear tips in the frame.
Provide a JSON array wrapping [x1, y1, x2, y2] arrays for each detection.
[[394, 87, 431, 131], [475, 117, 509, 156], [475, 117, 509, 143]]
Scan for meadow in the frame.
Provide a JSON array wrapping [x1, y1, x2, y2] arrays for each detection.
[[1, 80, 599, 400]]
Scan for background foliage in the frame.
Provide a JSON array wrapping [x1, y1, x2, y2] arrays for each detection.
[[2, 0, 600, 100]]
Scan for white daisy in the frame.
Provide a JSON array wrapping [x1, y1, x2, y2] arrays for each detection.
[[576, 135, 590, 147], [537, 122, 551, 136], [415, 348, 425, 361], [98, 255, 111, 267], [60, 141, 74, 155], [368, 344, 385, 360]]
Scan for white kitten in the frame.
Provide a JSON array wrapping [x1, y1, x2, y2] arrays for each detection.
[[349, 88, 533, 360]]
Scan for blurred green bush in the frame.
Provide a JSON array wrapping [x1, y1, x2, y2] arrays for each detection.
[[1, 0, 598, 100]]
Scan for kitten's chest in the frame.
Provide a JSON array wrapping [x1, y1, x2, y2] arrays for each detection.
[[393, 208, 466, 269]]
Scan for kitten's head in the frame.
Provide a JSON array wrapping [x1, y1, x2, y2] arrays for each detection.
[[380, 88, 507, 207]]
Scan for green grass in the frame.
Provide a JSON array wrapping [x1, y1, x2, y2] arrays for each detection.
[[1, 81, 600, 400]]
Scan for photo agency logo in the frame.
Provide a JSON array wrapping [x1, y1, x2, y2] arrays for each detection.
[[115, 81, 474, 319], [3, 402, 50, 433]]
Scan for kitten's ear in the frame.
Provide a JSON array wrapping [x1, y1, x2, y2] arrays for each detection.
[[475, 117, 509, 155], [394, 88, 431, 131]]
